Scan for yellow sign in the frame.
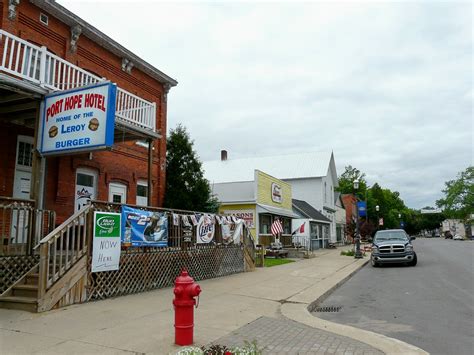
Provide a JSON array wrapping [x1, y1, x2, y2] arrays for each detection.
[[255, 170, 292, 210]]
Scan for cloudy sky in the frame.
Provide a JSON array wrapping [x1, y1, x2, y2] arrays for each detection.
[[59, 0, 472, 209]]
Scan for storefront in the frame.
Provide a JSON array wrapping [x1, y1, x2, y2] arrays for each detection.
[[0, 1, 177, 253], [214, 170, 299, 246]]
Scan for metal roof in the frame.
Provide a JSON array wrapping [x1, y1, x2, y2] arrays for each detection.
[[292, 199, 331, 222], [203, 151, 334, 183]]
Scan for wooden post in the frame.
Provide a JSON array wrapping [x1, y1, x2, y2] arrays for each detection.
[[147, 139, 153, 207]]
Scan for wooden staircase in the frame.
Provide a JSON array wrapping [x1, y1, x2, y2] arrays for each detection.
[[0, 205, 92, 312], [0, 268, 39, 312]]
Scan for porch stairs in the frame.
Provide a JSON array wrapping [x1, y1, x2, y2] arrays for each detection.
[[0, 206, 91, 312], [0, 268, 39, 312]]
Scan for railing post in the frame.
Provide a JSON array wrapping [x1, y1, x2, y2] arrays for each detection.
[[38, 242, 49, 301], [39, 45, 47, 87], [152, 102, 157, 131]]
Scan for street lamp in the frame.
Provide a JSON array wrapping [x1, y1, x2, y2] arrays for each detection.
[[353, 179, 363, 259], [376, 205, 380, 230]]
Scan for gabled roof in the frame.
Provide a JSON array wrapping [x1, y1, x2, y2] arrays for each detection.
[[292, 199, 331, 222], [204, 151, 334, 183]]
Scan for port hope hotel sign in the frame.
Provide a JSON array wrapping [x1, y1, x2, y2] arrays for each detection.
[[40, 82, 116, 155]]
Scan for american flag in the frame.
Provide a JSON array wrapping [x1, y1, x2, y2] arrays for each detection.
[[271, 218, 284, 237]]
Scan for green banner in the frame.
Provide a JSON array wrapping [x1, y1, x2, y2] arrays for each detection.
[[94, 212, 121, 238]]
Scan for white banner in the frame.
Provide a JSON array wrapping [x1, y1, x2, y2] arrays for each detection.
[[222, 220, 244, 245], [196, 215, 215, 243], [91, 211, 121, 272]]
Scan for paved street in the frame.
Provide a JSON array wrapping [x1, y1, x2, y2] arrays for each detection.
[[315, 238, 474, 355], [213, 316, 383, 355]]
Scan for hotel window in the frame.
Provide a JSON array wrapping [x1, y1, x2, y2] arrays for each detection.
[[259, 214, 271, 234], [136, 180, 148, 206]]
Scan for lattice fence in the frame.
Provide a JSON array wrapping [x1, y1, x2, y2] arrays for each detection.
[[0, 255, 39, 294], [87, 245, 244, 300]]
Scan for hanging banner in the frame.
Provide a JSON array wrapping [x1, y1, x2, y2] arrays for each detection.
[[92, 211, 121, 272], [221, 220, 244, 245], [357, 201, 367, 217], [196, 215, 215, 243], [172, 213, 180, 226], [121, 206, 168, 247], [40, 82, 116, 155]]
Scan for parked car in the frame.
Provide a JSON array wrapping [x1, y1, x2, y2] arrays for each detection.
[[453, 234, 464, 240], [371, 229, 417, 267]]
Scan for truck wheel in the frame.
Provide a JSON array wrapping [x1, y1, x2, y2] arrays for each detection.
[[371, 256, 379, 267], [410, 253, 417, 266]]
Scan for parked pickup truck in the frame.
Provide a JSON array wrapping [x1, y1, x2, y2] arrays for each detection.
[[371, 229, 417, 267]]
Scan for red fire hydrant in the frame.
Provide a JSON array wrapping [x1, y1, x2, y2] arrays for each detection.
[[173, 269, 201, 346]]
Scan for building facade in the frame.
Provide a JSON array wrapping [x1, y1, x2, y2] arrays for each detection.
[[0, 0, 177, 231], [204, 151, 339, 243], [213, 170, 298, 246]]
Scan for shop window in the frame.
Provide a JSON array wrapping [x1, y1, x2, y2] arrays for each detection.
[[324, 225, 330, 239], [310, 223, 318, 238], [282, 218, 291, 235], [16, 141, 33, 168], [136, 180, 148, 206], [259, 214, 271, 234], [76, 173, 94, 187]]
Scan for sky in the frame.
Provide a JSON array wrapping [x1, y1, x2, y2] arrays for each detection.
[[59, 0, 473, 209]]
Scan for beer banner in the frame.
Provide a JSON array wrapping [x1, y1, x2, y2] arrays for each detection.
[[121, 206, 168, 247], [172, 213, 180, 226], [196, 214, 215, 244], [222, 220, 244, 245], [190, 214, 199, 226], [182, 215, 192, 227]]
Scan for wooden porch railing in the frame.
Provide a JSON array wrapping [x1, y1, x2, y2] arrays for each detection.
[[0, 29, 157, 134], [0, 197, 56, 256], [37, 204, 92, 299]]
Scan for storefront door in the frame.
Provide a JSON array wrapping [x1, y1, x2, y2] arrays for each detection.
[[109, 182, 127, 204], [11, 136, 34, 244], [75, 168, 97, 212]]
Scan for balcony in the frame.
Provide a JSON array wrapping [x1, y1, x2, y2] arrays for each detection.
[[0, 30, 158, 139]]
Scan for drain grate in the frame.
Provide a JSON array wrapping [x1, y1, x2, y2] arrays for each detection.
[[315, 306, 343, 312]]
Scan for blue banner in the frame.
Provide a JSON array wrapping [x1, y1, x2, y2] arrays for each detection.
[[357, 201, 367, 217], [121, 206, 168, 247]]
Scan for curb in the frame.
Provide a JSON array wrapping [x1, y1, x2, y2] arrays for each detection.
[[281, 257, 429, 355]]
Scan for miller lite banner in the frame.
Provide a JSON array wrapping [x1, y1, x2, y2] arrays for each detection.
[[196, 215, 215, 244], [40, 82, 116, 155]]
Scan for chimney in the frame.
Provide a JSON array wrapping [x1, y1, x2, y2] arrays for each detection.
[[221, 150, 228, 161]]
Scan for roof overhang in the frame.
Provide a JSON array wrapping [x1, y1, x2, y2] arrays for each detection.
[[257, 204, 300, 218]]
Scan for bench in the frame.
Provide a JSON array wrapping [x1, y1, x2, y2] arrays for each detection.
[[265, 248, 289, 258]]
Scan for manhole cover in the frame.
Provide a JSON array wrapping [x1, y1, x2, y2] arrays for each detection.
[[315, 306, 343, 312]]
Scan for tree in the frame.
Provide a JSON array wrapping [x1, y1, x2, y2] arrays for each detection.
[[337, 165, 368, 198], [164, 125, 218, 212], [436, 166, 474, 221]]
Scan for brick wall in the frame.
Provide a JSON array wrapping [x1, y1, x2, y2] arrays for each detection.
[[2, 1, 170, 223]]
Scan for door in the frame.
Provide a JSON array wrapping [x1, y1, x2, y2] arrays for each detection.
[[75, 168, 97, 212], [109, 182, 127, 204], [11, 136, 34, 244]]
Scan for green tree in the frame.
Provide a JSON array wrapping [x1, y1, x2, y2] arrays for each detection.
[[164, 124, 218, 212], [337, 165, 368, 199], [436, 166, 474, 221]]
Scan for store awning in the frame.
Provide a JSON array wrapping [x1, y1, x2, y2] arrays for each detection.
[[257, 204, 300, 218]]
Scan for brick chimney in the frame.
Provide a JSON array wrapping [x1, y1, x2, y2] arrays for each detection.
[[221, 150, 228, 161]]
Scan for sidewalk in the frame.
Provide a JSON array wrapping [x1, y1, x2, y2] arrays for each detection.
[[0, 248, 428, 355]]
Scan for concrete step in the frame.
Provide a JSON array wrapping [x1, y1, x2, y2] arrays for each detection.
[[0, 296, 37, 312]]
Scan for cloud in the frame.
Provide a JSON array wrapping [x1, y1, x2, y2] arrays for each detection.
[[59, 0, 473, 209]]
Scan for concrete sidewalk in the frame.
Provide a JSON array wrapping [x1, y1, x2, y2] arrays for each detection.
[[0, 248, 428, 355]]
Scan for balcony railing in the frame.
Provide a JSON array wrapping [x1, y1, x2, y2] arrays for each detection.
[[0, 29, 156, 133]]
